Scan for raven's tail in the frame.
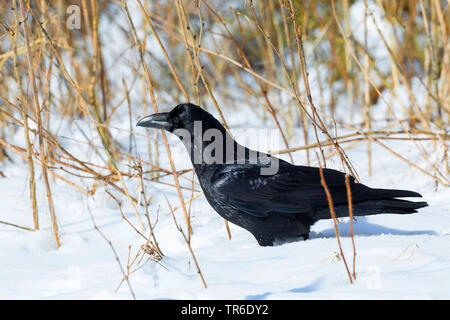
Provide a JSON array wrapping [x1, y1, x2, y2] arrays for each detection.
[[331, 188, 428, 218], [367, 187, 423, 199], [351, 198, 429, 216]]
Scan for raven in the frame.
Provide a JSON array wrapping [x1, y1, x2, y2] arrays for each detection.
[[137, 103, 428, 246]]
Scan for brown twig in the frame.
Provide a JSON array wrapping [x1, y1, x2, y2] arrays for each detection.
[[318, 161, 353, 284], [165, 196, 207, 288], [345, 174, 356, 280], [19, 0, 60, 247], [87, 203, 136, 299]]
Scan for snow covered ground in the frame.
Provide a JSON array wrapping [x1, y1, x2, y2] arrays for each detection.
[[1, 120, 449, 300]]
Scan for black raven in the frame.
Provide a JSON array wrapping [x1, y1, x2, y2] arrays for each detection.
[[137, 103, 428, 246]]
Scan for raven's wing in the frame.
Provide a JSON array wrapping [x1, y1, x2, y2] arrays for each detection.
[[211, 163, 361, 218]]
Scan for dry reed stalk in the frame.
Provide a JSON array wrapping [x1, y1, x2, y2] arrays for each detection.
[[19, 0, 60, 247], [171, 1, 200, 103], [136, 0, 190, 102], [0, 219, 35, 231], [140, 9, 311, 102], [0, 102, 200, 188], [418, 1, 448, 176], [80, 0, 92, 36], [372, 138, 449, 186], [345, 174, 356, 280], [122, 79, 135, 155], [12, 0, 38, 230], [192, 1, 206, 106], [121, 0, 192, 239], [115, 169, 146, 231], [4, 132, 200, 198], [362, 1, 431, 131], [106, 189, 162, 259], [88, 0, 117, 165], [175, 0, 230, 131], [284, 0, 360, 181], [204, 1, 295, 164], [87, 204, 136, 300], [363, 3, 372, 176], [114, 246, 136, 293], [120, 25, 308, 107], [0, 137, 90, 196], [339, 121, 449, 186], [175, 0, 233, 238], [166, 196, 207, 288], [331, 0, 448, 185], [23, 2, 120, 175], [383, 0, 443, 109], [22, 7, 145, 228], [19, 1, 147, 232], [343, 0, 354, 120], [249, 1, 304, 165], [285, 0, 327, 166], [318, 164, 353, 284], [162, 192, 204, 217], [270, 129, 449, 155], [114, 245, 161, 294], [134, 161, 164, 257], [278, 0, 310, 165], [0, 102, 150, 202]]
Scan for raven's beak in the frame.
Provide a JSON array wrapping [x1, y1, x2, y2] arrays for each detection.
[[136, 112, 172, 130]]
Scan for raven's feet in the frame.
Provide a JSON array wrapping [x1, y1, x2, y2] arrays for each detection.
[[255, 233, 310, 246], [255, 235, 275, 247]]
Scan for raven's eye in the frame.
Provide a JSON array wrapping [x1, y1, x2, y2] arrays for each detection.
[[173, 116, 180, 123]]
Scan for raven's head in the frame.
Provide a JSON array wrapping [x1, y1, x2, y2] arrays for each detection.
[[137, 103, 279, 174], [136, 103, 225, 134]]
